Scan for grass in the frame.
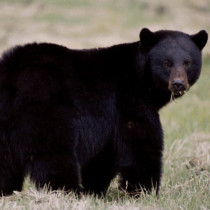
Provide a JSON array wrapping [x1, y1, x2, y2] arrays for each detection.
[[0, 0, 209, 209]]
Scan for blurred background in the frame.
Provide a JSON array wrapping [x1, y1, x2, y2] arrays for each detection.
[[0, 0, 209, 53]]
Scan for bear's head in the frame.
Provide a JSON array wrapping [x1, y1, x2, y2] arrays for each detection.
[[139, 28, 208, 98]]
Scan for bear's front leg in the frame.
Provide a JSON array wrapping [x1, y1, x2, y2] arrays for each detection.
[[119, 112, 163, 195]]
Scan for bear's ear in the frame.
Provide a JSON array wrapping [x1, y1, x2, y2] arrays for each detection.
[[191, 30, 208, 51], [139, 28, 158, 49]]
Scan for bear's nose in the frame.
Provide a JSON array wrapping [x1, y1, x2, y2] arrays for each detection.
[[172, 79, 185, 92]]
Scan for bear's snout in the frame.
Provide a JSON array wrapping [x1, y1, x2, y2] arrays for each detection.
[[168, 66, 189, 96], [172, 79, 186, 92]]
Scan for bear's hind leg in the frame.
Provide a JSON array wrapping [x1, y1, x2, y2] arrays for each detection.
[[0, 142, 24, 196], [0, 169, 23, 196]]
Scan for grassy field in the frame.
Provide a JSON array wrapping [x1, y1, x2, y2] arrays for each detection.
[[0, 0, 209, 209]]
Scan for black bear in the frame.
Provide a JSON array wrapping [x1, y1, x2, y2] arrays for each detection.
[[0, 28, 208, 196]]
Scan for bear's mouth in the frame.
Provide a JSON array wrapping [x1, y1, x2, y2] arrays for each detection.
[[174, 90, 186, 96], [168, 81, 190, 101], [170, 89, 189, 101]]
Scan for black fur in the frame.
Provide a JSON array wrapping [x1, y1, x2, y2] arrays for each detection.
[[0, 28, 208, 196]]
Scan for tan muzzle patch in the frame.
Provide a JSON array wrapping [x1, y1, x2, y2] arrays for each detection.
[[168, 67, 189, 97]]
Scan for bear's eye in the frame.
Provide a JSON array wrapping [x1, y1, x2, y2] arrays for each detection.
[[184, 60, 191, 68], [162, 60, 172, 68]]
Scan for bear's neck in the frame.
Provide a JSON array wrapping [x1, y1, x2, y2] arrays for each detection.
[[76, 41, 172, 110], [145, 87, 172, 110], [100, 41, 172, 110]]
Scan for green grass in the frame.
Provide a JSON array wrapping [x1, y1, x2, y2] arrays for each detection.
[[0, 0, 209, 209]]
